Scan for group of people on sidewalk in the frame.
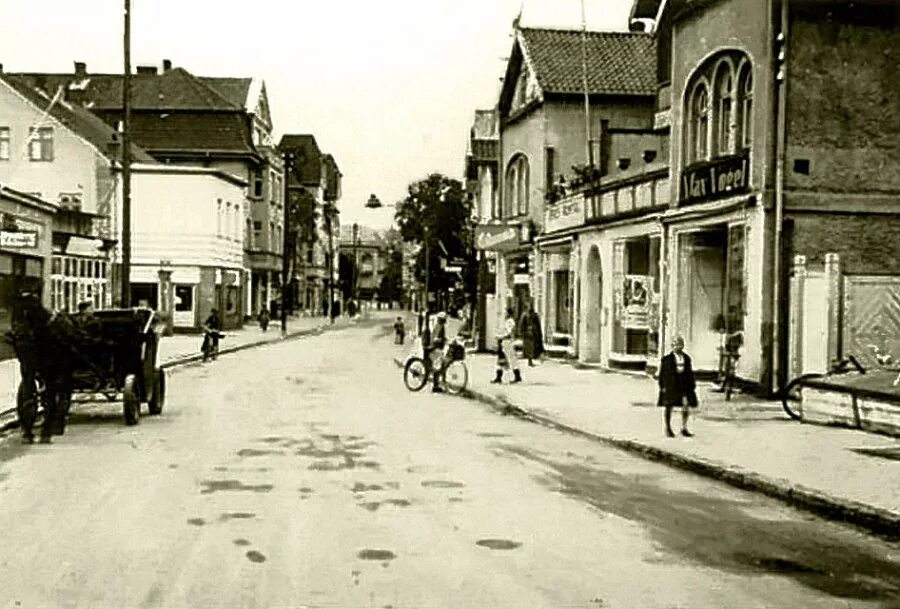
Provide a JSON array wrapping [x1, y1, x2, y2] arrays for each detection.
[[491, 300, 544, 385]]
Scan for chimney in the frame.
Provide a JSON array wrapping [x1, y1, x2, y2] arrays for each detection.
[[162, 59, 172, 72], [136, 65, 158, 76], [106, 133, 121, 160], [74, 61, 87, 77]]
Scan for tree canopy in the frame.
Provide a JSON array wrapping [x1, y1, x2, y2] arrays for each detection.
[[393, 173, 475, 300]]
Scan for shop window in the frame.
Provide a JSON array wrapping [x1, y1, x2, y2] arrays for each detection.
[[725, 225, 746, 332], [174, 285, 194, 312], [28, 127, 54, 162]]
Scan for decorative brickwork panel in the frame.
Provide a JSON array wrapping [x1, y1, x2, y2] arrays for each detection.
[[842, 275, 900, 368]]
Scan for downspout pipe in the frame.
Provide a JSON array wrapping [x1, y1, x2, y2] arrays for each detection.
[[771, 0, 789, 393]]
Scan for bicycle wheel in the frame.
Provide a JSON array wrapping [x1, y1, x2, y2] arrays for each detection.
[[442, 360, 468, 395], [403, 357, 429, 392], [780, 373, 822, 421]]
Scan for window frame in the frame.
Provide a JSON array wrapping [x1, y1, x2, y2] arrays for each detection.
[[0, 127, 10, 161], [504, 154, 530, 218], [28, 126, 54, 162]]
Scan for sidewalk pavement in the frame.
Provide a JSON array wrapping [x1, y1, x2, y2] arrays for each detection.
[[0, 314, 353, 428], [393, 331, 900, 537]]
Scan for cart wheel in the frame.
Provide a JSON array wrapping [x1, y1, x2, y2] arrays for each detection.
[[148, 369, 166, 415], [123, 374, 140, 426], [443, 360, 468, 395], [403, 357, 429, 392]]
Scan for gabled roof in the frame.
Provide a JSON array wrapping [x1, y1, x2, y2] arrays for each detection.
[[126, 112, 254, 155], [11, 67, 240, 111], [517, 28, 657, 97], [279, 134, 324, 185], [0, 74, 155, 162]]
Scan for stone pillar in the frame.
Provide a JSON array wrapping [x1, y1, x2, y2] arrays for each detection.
[[788, 255, 807, 379], [157, 268, 174, 336], [824, 253, 842, 364]]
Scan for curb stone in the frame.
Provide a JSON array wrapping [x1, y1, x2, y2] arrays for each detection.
[[392, 356, 900, 540], [0, 320, 353, 436]]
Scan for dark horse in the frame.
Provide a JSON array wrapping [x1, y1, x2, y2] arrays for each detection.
[[7, 294, 79, 443]]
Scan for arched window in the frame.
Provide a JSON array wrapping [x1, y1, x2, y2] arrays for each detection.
[[689, 83, 710, 163], [737, 63, 753, 151], [714, 62, 734, 155], [505, 154, 530, 217], [684, 51, 752, 165]]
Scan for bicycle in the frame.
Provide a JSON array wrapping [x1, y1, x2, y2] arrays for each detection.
[[780, 355, 865, 420], [713, 331, 743, 401], [403, 338, 468, 395]]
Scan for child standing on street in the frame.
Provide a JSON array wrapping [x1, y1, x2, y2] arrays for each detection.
[[394, 316, 406, 345]]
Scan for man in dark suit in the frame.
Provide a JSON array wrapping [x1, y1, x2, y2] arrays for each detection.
[[657, 335, 698, 438]]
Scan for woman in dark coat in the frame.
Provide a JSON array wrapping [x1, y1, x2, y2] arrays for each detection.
[[519, 303, 544, 366], [657, 335, 698, 437]]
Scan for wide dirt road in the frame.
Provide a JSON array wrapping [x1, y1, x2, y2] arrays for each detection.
[[1, 317, 898, 609]]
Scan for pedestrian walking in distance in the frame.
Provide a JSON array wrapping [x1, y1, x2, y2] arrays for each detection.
[[657, 335, 698, 437], [393, 316, 406, 345], [258, 307, 270, 332], [518, 300, 544, 367], [492, 307, 522, 384]]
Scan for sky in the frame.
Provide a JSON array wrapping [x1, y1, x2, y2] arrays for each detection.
[[0, 0, 634, 228]]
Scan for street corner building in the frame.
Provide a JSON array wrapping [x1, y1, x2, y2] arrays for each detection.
[[469, 0, 900, 394]]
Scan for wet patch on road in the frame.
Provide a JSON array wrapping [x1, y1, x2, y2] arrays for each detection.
[[233, 538, 251, 546], [199, 479, 274, 494], [500, 445, 900, 602], [352, 482, 384, 492], [186, 517, 206, 526], [358, 499, 412, 512], [851, 445, 900, 462], [421, 480, 465, 489], [237, 448, 284, 458], [168, 464, 178, 469], [476, 539, 521, 550], [448, 497, 465, 503], [476, 432, 512, 438], [219, 512, 256, 521], [245, 550, 267, 563], [358, 549, 396, 561]]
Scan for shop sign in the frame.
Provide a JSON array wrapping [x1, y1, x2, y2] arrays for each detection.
[[653, 110, 671, 130], [475, 225, 520, 252], [513, 273, 530, 285], [544, 196, 585, 233], [679, 151, 749, 205], [0, 230, 38, 248], [621, 274, 653, 330]]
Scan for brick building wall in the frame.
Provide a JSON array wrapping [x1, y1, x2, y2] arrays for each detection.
[[786, 214, 900, 275], [786, 7, 900, 194]]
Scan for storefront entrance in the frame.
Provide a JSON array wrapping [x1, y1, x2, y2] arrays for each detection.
[[612, 235, 660, 364], [0, 254, 44, 360], [675, 224, 746, 370]]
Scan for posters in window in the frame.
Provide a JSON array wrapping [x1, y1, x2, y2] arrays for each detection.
[[622, 275, 654, 330]]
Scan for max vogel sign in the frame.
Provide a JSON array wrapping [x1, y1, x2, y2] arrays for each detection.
[[475, 225, 520, 252], [680, 150, 750, 205]]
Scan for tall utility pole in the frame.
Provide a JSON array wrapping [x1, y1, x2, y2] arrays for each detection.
[[281, 153, 293, 336], [580, 0, 592, 167], [120, 0, 132, 307], [326, 204, 335, 324]]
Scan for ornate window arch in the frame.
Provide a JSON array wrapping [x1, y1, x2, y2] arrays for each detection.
[[505, 154, 530, 217], [684, 51, 752, 165]]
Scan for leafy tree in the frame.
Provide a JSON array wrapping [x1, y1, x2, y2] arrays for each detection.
[[394, 174, 474, 307]]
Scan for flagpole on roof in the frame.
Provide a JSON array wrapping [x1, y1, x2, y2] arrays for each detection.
[[580, 0, 593, 167], [121, 0, 133, 307]]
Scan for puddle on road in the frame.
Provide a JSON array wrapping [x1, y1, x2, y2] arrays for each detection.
[[199, 479, 274, 494], [220, 512, 256, 521], [476, 539, 521, 550], [499, 445, 900, 602], [352, 482, 384, 492], [233, 538, 251, 546], [245, 550, 267, 563], [168, 464, 179, 469], [186, 517, 206, 526], [358, 549, 396, 561], [476, 432, 511, 438], [421, 480, 465, 489]]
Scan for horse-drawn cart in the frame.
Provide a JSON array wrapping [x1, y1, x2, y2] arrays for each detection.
[[10, 306, 166, 442]]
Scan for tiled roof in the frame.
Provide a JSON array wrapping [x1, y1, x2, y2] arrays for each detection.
[[200, 77, 252, 109], [0, 74, 155, 162], [519, 28, 656, 96], [11, 68, 240, 111], [123, 112, 254, 154]]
